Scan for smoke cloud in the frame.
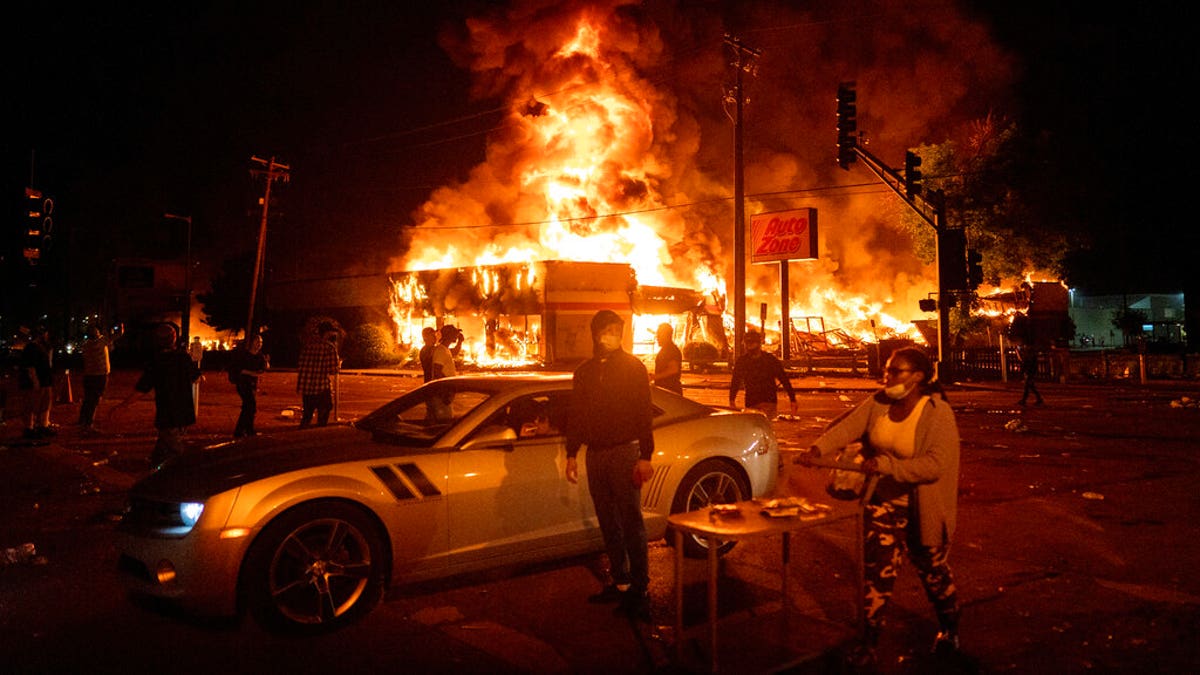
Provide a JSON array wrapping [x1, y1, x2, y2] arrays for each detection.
[[391, 0, 1015, 338]]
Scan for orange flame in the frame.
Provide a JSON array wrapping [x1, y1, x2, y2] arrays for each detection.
[[388, 5, 1023, 366]]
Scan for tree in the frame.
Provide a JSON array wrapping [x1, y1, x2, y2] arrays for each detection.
[[343, 323, 400, 368], [899, 115, 1078, 287], [1111, 307, 1147, 346], [197, 251, 255, 333]]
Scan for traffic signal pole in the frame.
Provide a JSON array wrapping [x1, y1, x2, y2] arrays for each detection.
[[834, 83, 959, 379], [848, 143, 956, 377]]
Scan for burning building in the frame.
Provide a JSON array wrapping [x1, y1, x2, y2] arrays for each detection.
[[381, 1, 1016, 367], [389, 260, 726, 367]]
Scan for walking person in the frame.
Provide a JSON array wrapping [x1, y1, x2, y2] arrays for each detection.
[[111, 323, 201, 468], [78, 324, 122, 434], [19, 325, 56, 440], [728, 330, 797, 418], [564, 310, 656, 622], [650, 322, 683, 394], [799, 346, 962, 666], [231, 334, 268, 438], [1017, 343, 1044, 406], [297, 321, 340, 427]]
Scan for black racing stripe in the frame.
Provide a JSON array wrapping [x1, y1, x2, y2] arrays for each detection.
[[370, 465, 415, 500], [398, 463, 442, 497]]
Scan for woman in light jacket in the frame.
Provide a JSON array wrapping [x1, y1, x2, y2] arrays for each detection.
[[801, 346, 961, 665]]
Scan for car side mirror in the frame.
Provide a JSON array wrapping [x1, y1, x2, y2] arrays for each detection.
[[461, 425, 518, 452]]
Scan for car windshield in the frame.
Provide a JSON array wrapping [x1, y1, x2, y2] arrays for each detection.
[[356, 380, 496, 446]]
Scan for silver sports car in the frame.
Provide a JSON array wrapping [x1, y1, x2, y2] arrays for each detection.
[[116, 373, 780, 632]]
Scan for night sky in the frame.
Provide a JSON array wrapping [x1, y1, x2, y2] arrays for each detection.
[[3, 1, 1192, 332]]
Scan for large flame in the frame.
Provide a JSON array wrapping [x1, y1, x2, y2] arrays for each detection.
[[387, 1, 1025, 365], [398, 11, 705, 292]]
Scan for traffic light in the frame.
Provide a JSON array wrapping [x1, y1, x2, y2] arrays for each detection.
[[918, 297, 938, 312], [967, 249, 984, 289], [937, 228, 967, 291], [904, 151, 923, 197], [23, 187, 53, 265], [836, 82, 857, 170]]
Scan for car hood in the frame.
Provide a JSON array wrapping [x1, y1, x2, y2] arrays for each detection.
[[132, 425, 418, 500]]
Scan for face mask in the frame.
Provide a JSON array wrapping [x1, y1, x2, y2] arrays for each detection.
[[884, 382, 913, 400], [598, 334, 622, 351]]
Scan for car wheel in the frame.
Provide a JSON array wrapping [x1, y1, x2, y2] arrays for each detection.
[[243, 501, 387, 633], [669, 459, 751, 558]]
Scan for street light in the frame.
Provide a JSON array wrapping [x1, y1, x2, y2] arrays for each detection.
[[164, 213, 193, 344]]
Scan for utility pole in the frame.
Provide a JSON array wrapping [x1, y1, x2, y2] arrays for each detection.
[[724, 35, 761, 363], [247, 156, 290, 338], [163, 213, 193, 343]]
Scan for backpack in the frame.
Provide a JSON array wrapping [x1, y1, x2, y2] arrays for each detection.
[[226, 359, 240, 384]]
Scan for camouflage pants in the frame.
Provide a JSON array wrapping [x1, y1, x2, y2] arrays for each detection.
[[862, 499, 959, 635]]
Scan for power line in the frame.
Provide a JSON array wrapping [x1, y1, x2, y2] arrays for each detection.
[[407, 181, 892, 231]]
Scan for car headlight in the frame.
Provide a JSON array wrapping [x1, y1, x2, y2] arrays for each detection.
[[180, 502, 204, 528], [121, 497, 207, 537]]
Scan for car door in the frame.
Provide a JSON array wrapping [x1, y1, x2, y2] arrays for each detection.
[[445, 391, 599, 571]]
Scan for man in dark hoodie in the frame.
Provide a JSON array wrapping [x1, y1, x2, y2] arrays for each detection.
[[112, 322, 201, 468], [564, 309, 656, 622]]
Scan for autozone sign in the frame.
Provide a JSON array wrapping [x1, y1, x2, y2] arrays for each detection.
[[751, 208, 818, 263]]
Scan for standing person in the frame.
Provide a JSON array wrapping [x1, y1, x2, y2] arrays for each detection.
[[1017, 343, 1044, 406], [297, 321, 340, 428], [425, 327, 459, 422], [728, 330, 797, 418], [188, 336, 204, 364], [432, 327, 458, 380], [799, 347, 962, 666], [78, 324, 122, 434], [19, 326, 56, 440], [232, 334, 268, 438], [564, 309, 656, 622], [18, 324, 56, 439], [650, 323, 683, 394], [188, 335, 205, 416], [418, 327, 437, 382], [112, 323, 201, 468], [439, 323, 464, 358]]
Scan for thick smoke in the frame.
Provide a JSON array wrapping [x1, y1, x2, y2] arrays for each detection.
[[392, 0, 1015, 337]]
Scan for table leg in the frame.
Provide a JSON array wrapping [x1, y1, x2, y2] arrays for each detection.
[[782, 531, 791, 639], [856, 508, 866, 638], [675, 528, 684, 663], [708, 535, 718, 673]]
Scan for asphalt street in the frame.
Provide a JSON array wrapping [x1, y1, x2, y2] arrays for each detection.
[[2, 367, 1199, 673]]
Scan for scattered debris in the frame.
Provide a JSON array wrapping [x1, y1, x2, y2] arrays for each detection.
[[1169, 396, 1199, 409], [1004, 419, 1028, 433], [1082, 492, 1105, 501], [1, 542, 47, 566]]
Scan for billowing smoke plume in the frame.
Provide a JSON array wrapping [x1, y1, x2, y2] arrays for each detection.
[[392, 0, 1014, 339]]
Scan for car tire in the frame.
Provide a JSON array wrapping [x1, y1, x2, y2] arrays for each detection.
[[242, 500, 387, 633], [669, 459, 751, 558]]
